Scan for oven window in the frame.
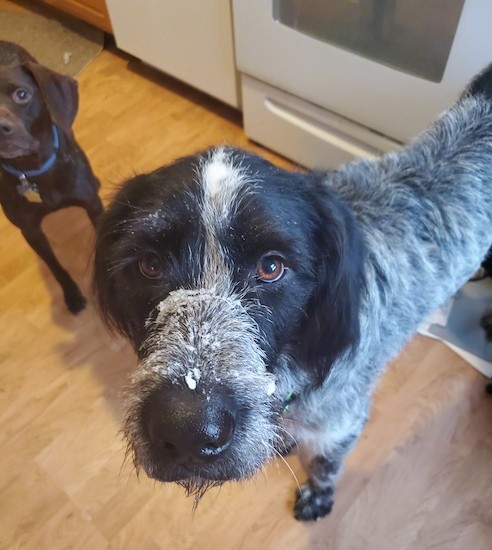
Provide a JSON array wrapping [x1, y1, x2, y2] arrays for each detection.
[[273, 0, 465, 82]]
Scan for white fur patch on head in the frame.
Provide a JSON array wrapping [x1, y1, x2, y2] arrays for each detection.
[[198, 148, 252, 288], [202, 149, 235, 197], [201, 148, 248, 224]]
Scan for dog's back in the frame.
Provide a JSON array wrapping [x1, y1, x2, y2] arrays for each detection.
[[325, 83, 492, 375]]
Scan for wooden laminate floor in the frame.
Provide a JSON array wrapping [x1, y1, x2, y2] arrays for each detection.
[[1, 12, 492, 550]]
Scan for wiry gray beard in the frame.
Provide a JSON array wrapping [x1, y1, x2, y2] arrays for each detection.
[[122, 285, 283, 494]]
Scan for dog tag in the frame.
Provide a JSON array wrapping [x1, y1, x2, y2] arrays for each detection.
[[17, 174, 42, 203]]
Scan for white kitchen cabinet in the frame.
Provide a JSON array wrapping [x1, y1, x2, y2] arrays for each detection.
[[105, 0, 239, 107]]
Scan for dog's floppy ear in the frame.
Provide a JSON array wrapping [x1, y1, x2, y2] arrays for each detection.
[[23, 62, 79, 134], [297, 175, 366, 383]]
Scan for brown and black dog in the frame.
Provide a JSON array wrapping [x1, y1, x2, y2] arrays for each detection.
[[0, 40, 103, 313]]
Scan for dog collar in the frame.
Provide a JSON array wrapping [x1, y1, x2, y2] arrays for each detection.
[[1, 125, 59, 203], [1, 124, 59, 179], [282, 391, 296, 412]]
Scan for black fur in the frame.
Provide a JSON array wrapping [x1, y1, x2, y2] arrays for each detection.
[[94, 149, 365, 382], [94, 158, 203, 348]]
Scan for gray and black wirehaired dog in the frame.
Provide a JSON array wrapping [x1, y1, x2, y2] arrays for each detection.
[[94, 66, 492, 520]]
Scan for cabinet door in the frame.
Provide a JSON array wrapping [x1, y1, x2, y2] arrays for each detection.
[[106, 0, 238, 107], [42, 0, 113, 33]]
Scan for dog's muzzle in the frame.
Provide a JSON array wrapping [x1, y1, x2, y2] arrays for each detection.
[[0, 109, 39, 158], [125, 287, 278, 486]]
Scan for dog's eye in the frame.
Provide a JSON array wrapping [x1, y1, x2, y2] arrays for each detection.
[[257, 255, 285, 283], [12, 88, 31, 104], [139, 254, 164, 279]]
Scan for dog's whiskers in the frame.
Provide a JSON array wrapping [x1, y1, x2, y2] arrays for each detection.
[[280, 413, 311, 431], [274, 425, 300, 451], [107, 257, 136, 274], [119, 439, 136, 479], [266, 442, 301, 492]]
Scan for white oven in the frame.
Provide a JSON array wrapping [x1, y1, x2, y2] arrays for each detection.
[[232, 0, 492, 168]]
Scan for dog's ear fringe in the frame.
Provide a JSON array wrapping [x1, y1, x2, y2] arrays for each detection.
[[92, 273, 142, 354], [23, 61, 79, 135], [91, 194, 141, 349], [91, 257, 136, 344], [296, 176, 366, 384]]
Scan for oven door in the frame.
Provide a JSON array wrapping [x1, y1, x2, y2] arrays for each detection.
[[233, 0, 492, 142]]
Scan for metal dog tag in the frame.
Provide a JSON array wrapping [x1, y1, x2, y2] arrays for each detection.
[[17, 174, 42, 203]]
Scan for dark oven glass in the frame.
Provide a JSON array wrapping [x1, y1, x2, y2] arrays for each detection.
[[273, 0, 465, 82]]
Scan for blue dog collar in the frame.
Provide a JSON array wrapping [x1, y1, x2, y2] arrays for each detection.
[[1, 125, 59, 178]]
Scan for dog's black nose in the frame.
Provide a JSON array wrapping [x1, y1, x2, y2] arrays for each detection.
[[0, 118, 14, 136], [143, 384, 237, 464]]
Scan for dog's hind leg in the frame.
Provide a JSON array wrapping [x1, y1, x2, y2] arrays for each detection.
[[21, 227, 86, 313]]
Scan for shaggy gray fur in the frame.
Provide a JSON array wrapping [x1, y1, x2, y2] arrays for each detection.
[[286, 93, 492, 519], [125, 285, 280, 493], [98, 72, 492, 521]]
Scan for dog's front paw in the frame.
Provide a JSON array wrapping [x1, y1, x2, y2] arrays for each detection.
[[294, 481, 334, 521]]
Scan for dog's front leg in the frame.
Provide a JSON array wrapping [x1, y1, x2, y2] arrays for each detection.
[[294, 436, 355, 521], [21, 227, 86, 313], [292, 399, 370, 523]]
